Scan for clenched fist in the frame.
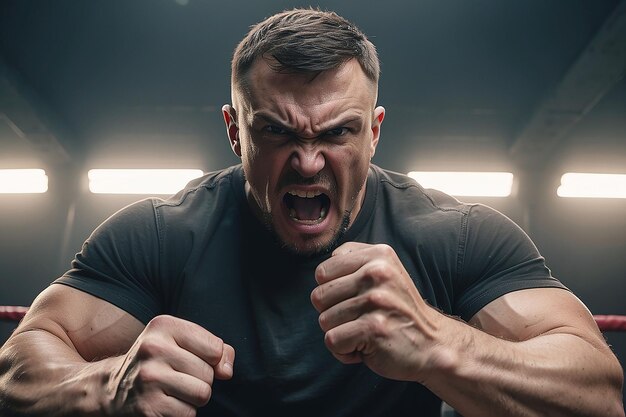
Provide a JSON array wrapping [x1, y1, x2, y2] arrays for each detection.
[[311, 242, 445, 382], [107, 315, 235, 416]]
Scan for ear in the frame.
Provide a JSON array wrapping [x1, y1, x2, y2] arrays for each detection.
[[370, 106, 385, 158], [222, 104, 241, 157]]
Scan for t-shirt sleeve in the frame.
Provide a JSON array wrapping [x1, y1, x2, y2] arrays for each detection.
[[54, 198, 162, 324], [454, 204, 568, 321]]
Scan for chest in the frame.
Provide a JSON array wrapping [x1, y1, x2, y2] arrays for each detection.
[[160, 217, 445, 415]]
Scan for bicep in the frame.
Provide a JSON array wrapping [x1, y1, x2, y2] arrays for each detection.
[[469, 287, 609, 350], [14, 284, 145, 361]]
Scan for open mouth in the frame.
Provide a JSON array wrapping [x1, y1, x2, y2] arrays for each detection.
[[283, 190, 331, 223]]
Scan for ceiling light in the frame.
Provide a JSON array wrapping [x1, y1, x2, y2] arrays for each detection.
[[557, 173, 626, 198], [0, 169, 48, 193], [407, 171, 513, 197], [88, 169, 204, 194]]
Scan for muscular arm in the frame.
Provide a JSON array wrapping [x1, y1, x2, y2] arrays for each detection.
[[0, 284, 234, 416], [0, 284, 143, 416], [311, 242, 625, 417], [426, 288, 624, 417]]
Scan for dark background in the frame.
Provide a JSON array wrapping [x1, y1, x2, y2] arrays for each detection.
[[1, 0, 625, 403]]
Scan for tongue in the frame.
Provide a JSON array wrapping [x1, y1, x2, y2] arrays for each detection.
[[292, 195, 322, 220]]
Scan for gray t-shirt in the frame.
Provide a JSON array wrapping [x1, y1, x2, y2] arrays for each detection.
[[56, 164, 566, 416]]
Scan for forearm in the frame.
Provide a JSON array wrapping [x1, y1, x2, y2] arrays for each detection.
[[0, 330, 119, 417], [422, 315, 625, 417]]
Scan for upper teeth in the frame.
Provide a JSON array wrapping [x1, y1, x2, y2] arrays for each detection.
[[288, 190, 322, 198]]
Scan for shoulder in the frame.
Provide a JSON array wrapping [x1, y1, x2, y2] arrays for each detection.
[[370, 166, 471, 236], [156, 165, 243, 209], [141, 165, 244, 225], [87, 197, 160, 243], [84, 165, 245, 254], [464, 203, 537, 254], [372, 165, 469, 213]]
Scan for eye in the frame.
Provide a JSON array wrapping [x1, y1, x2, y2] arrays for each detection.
[[325, 127, 349, 137], [264, 125, 289, 135]]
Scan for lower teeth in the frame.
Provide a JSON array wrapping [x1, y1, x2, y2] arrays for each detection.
[[288, 208, 328, 221]]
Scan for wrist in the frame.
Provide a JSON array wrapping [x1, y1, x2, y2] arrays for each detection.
[[418, 344, 461, 385], [96, 355, 128, 417], [59, 360, 118, 417], [414, 309, 466, 385]]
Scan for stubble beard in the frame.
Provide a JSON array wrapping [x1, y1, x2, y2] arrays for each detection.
[[260, 208, 352, 257]]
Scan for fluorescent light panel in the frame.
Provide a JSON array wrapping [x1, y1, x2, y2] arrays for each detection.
[[0, 169, 48, 193], [88, 169, 203, 194], [407, 171, 513, 197], [557, 173, 626, 198]]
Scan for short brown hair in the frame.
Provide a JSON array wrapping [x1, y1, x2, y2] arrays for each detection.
[[231, 8, 380, 91]]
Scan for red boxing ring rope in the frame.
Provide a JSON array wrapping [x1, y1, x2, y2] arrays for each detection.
[[0, 306, 29, 322], [593, 315, 626, 332], [1, 307, 626, 332]]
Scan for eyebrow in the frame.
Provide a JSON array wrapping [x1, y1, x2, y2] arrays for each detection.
[[252, 113, 287, 128], [251, 112, 365, 134]]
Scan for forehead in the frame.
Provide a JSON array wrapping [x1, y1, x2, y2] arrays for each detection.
[[238, 58, 377, 119]]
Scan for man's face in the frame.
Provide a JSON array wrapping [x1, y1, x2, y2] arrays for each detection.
[[224, 59, 385, 255]]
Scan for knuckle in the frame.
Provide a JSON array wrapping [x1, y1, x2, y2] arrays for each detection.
[[136, 337, 165, 359], [224, 343, 236, 362], [180, 318, 202, 334], [310, 287, 323, 308], [364, 260, 392, 284], [314, 264, 326, 282], [194, 382, 212, 406], [208, 334, 224, 353], [146, 314, 176, 332], [368, 313, 389, 337], [199, 362, 215, 384], [318, 312, 329, 331], [376, 243, 395, 257], [364, 289, 388, 307], [135, 365, 159, 386], [204, 336, 224, 365], [323, 330, 337, 350]]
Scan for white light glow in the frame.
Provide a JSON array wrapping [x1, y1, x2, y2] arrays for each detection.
[[407, 171, 513, 197], [557, 173, 626, 198], [88, 169, 204, 194], [0, 169, 48, 193]]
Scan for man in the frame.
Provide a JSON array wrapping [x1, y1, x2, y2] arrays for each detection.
[[0, 8, 623, 417]]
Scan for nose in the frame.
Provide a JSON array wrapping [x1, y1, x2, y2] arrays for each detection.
[[290, 145, 325, 178]]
